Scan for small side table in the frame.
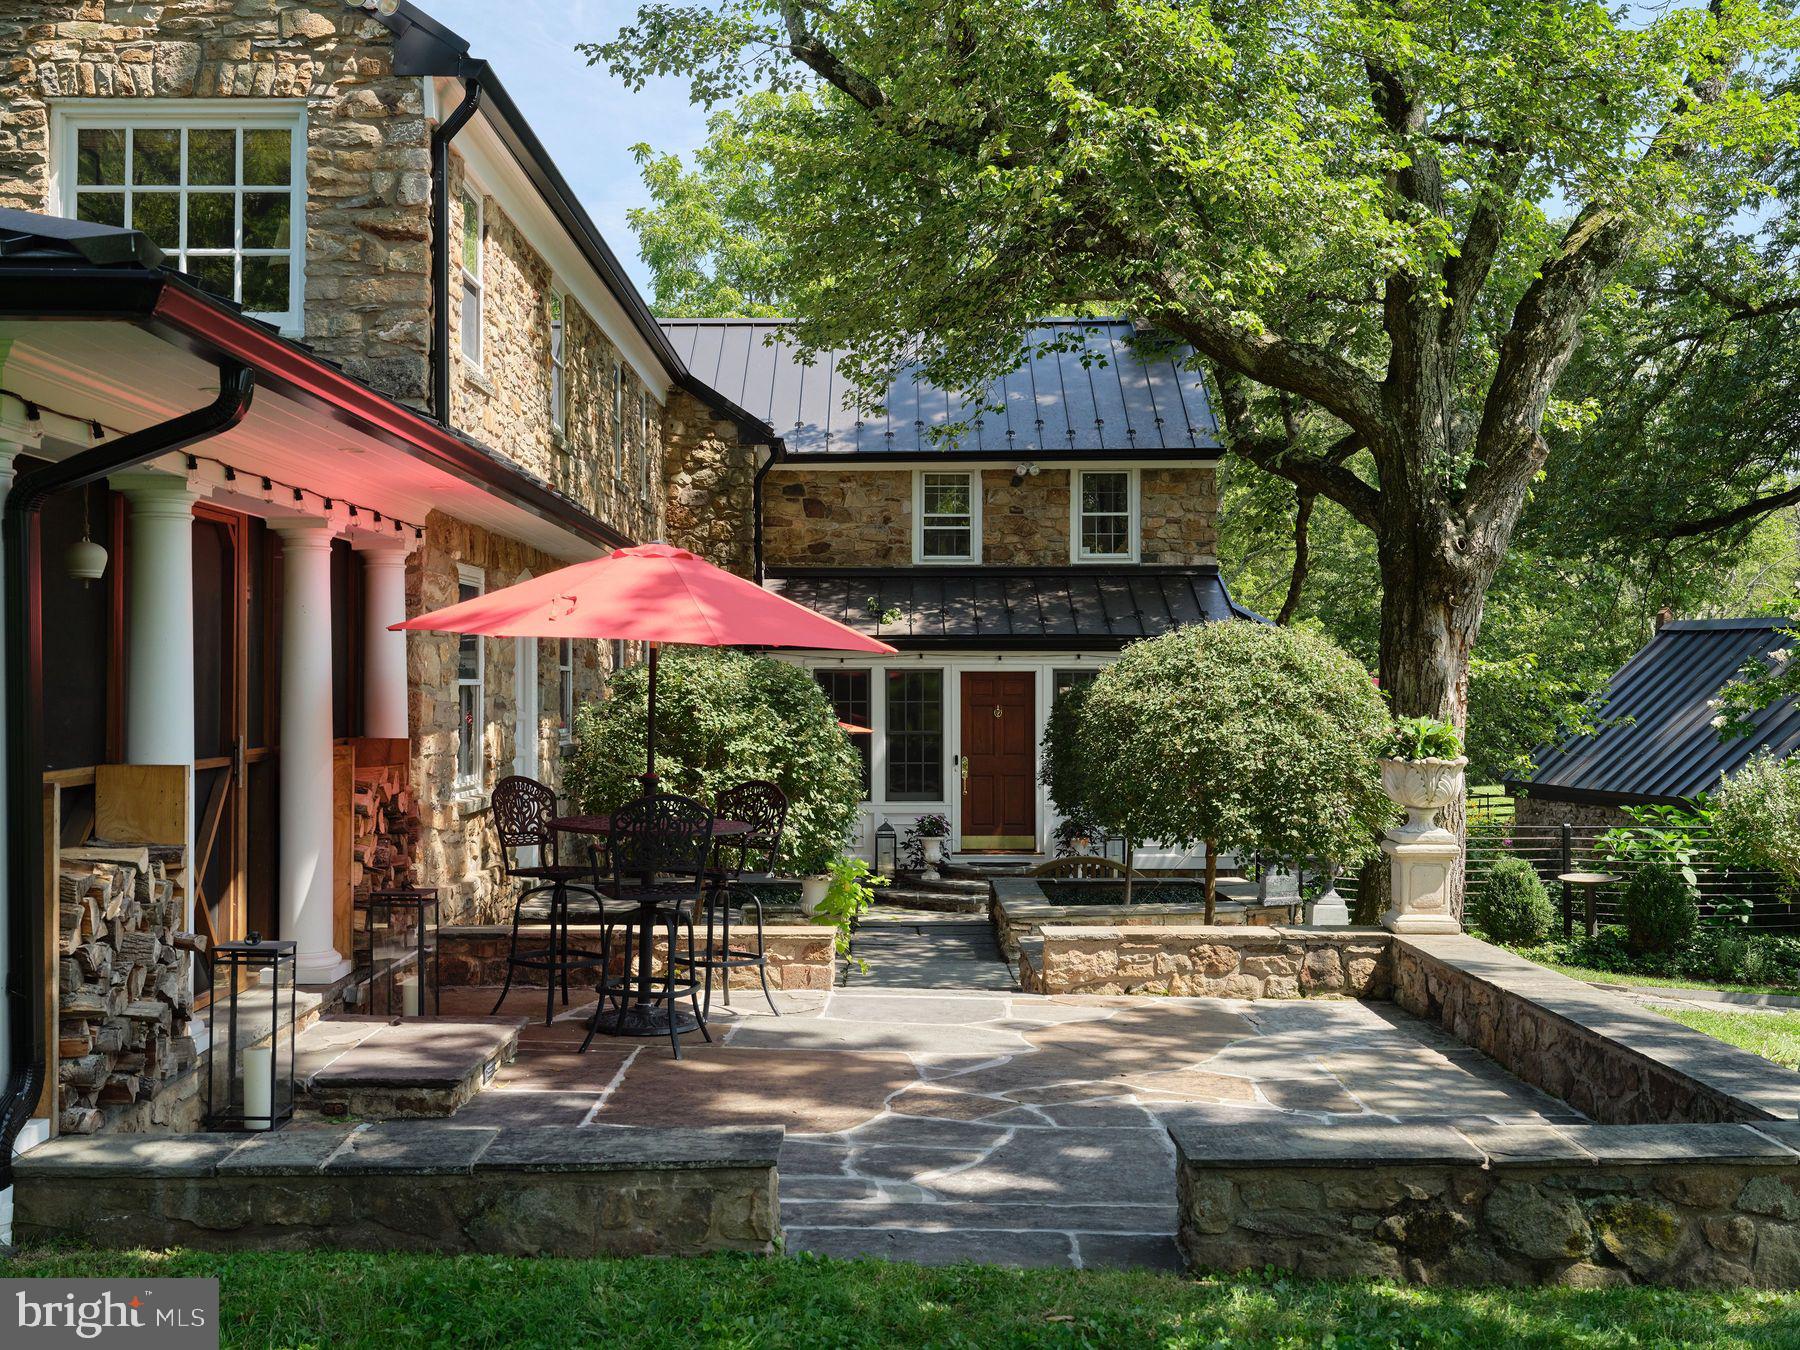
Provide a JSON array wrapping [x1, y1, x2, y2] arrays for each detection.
[[358, 887, 442, 1017], [1557, 871, 1618, 940]]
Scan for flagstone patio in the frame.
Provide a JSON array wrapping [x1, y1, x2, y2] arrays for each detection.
[[440, 918, 1582, 1270]]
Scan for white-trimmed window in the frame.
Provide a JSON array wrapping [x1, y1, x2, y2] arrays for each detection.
[[547, 290, 566, 433], [58, 103, 307, 331], [1073, 469, 1137, 562], [609, 639, 629, 674], [459, 188, 483, 367], [638, 390, 653, 502], [455, 565, 485, 788], [915, 471, 979, 563], [611, 362, 627, 480], [557, 638, 575, 744]]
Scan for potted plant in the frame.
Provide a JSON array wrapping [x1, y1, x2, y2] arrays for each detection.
[[814, 855, 887, 970], [908, 813, 952, 879], [786, 835, 843, 915], [1375, 716, 1467, 839]]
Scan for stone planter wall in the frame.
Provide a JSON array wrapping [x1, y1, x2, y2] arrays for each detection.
[[990, 877, 1295, 960], [15, 1123, 781, 1257], [1393, 935, 1792, 1124], [1017, 925, 1392, 999], [439, 923, 836, 992], [1173, 1117, 1800, 1288]]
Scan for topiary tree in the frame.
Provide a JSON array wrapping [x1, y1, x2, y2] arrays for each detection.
[[1713, 751, 1800, 899], [563, 647, 862, 877], [1076, 622, 1394, 921], [1471, 857, 1556, 946], [1620, 863, 1700, 955]]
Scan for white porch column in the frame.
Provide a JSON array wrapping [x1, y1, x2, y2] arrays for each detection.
[[111, 471, 200, 768], [273, 520, 350, 983], [355, 541, 411, 740], [110, 471, 201, 933]]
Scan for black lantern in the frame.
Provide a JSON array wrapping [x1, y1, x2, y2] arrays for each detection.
[[205, 935, 296, 1132], [873, 821, 898, 878], [358, 887, 442, 1017]]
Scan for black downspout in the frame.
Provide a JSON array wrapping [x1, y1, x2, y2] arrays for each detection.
[[752, 447, 774, 585], [431, 72, 485, 424], [0, 361, 253, 1182]]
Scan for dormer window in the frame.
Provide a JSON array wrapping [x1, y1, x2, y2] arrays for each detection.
[[915, 471, 979, 563], [1074, 469, 1136, 562]]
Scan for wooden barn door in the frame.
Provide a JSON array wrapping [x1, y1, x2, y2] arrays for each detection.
[[960, 672, 1035, 851]]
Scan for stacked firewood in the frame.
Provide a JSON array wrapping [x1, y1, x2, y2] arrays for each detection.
[[352, 764, 420, 896], [55, 844, 200, 1134]]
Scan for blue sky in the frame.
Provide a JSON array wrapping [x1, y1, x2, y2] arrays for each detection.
[[423, 0, 710, 294]]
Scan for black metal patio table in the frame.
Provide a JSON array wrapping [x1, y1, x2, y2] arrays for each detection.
[[553, 813, 749, 1038]]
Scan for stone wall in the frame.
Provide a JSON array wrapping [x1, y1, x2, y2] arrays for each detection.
[[1174, 1117, 1800, 1288], [407, 511, 612, 923], [1017, 925, 1392, 999], [0, 0, 433, 402], [763, 468, 910, 567], [1392, 934, 1794, 1124], [1511, 793, 1631, 832], [438, 922, 837, 992], [982, 468, 1070, 564], [663, 390, 759, 574], [445, 160, 665, 542], [990, 878, 1296, 961], [1141, 466, 1219, 564], [15, 1123, 782, 1257]]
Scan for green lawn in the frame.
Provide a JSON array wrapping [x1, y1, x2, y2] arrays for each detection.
[[1543, 961, 1800, 1000], [3, 1248, 1800, 1347], [1650, 1003, 1800, 1071]]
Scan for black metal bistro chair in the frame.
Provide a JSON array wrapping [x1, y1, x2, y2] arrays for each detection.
[[582, 793, 715, 1058], [683, 780, 788, 1017], [488, 775, 607, 1025]]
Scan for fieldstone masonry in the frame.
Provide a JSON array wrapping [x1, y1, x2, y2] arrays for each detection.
[[437, 922, 837, 992], [663, 390, 759, 576], [1174, 1118, 1800, 1287], [1017, 925, 1391, 998]]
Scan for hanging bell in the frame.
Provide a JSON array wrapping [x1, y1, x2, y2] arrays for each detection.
[[65, 533, 108, 584]]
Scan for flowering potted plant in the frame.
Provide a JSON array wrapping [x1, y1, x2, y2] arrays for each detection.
[[1374, 716, 1466, 839], [907, 813, 953, 879]]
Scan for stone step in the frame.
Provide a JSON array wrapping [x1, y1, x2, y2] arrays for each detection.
[[901, 872, 994, 897], [876, 887, 988, 915], [297, 1015, 521, 1119]]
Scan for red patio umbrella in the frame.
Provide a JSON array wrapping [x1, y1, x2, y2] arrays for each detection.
[[392, 542, 895, 783]]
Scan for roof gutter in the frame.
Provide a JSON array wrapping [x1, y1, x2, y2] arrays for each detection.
[[0, 362, 255, 1184], [378, 3, 781, 452]]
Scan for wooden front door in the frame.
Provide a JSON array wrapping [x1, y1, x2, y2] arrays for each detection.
[[960, 672, 1035, 850]]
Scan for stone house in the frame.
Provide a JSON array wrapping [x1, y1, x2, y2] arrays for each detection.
[[661, 318, 1256, 865], [0, 0, 777, 1002]]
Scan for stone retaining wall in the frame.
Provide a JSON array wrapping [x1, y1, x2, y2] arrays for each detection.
[[1017, 925, 1392, 998], [15, 1123, 780, 1257], [990, 877, 1295, 960], [1173, 1117, 1800, 1287], [439, 923, 836, 992], [1393, 935, 1791, 1124]]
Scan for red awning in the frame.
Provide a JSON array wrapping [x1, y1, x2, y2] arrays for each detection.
[[393, 542, 896, 653]]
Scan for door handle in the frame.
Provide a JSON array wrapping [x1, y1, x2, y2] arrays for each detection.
[[960, 757, 969, 793]]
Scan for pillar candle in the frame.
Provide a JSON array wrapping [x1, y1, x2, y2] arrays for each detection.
[[401, 975, 421, 1017], [242, 1045, 274, 1131]]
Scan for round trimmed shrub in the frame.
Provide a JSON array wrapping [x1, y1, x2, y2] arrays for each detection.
[[563, 647, 862, 877], [1620, 863, 1700, 955], [1472, 856, 1555, 945]]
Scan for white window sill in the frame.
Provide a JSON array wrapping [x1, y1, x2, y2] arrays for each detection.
[[461, 364, 496, 399], [452, 789, 488, 817]]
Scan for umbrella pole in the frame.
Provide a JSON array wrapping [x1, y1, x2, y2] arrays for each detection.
[[642, 641, 658, 791]]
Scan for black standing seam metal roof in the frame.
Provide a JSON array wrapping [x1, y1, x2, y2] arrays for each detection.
[[1509, 618, 1800, 806], [765, 566, 1260, 649], [660, 319, 1221, 459]]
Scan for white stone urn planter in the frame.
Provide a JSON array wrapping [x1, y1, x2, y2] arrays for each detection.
[[1379, 756, 1468, 842], [920, 836, 946, 881], [1378, 755, 1466, 935], [799, 874, 829, 916]]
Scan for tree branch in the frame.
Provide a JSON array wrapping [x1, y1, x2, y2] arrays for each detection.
[[1658, 483, 1800, 538], [1441, 151, 1528, 356], [1214, 370, 1382, 529], [1276, 488, 1315, 625]]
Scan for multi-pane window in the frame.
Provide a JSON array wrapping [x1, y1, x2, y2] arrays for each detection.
[[548, 292, 566, 433], [1053, 669, 1099, 705], [611, 362, 627, 479], [70, 118, 302, 327], [1076, 470, 1133, 560], [918, 472, 976, 562], [557, 638, 575, 743], [886, 670, 944, 801], [817, 669, 872, 796], [455, 568, 485, 787], [459, 189, 483, 366], [639, 391, 653, 501]]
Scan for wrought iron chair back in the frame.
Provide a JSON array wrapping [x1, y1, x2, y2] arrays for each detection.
[[491, 775, 560, 875], [609, 792, 716, 889], [1028, 854, 1134, 880], [712, 780, 788, 876]]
